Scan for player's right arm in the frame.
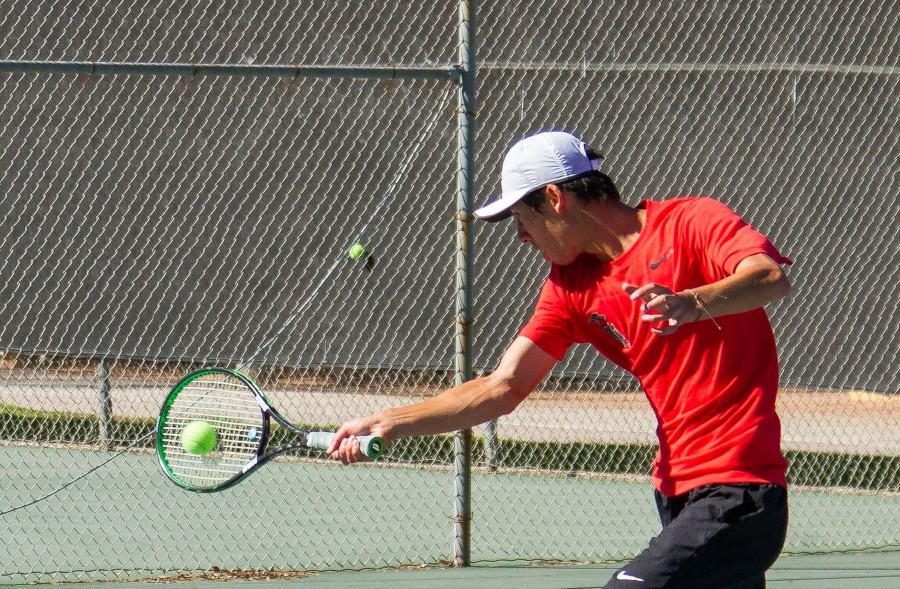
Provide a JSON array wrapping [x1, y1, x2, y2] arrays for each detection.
[[328, 336, 557, 463]]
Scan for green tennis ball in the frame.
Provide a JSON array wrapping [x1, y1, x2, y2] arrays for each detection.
[[180, 420, 217, 456], [348, 243, 366, 261]]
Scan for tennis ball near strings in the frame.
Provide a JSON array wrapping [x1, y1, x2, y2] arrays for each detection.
[[348, 243, 366, 261], [180, 420, 218, 455]]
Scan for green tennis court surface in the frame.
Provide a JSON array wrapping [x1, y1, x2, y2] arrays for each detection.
[[8, 553, 899, 588], [2, 445, 897, 587]]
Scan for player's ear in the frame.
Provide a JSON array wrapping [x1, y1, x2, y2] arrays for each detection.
[[545, 184, 565, 215]]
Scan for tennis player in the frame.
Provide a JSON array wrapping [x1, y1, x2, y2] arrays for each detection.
[[329, 130, 792, 588]]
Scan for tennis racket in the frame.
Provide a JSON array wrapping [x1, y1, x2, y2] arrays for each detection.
[[156, 367, 384, 492]]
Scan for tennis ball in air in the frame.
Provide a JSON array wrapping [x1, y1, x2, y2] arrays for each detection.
[[180, 420, 217, 455], [348, 243, 366, 261]]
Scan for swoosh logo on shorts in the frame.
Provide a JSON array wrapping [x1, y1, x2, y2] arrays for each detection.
[[616, 571, 645, 582]]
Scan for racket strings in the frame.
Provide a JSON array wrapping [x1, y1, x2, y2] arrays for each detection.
[[160, 373, 264, 488]]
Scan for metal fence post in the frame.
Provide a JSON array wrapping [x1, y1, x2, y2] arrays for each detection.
[[484, 418, 498, 471], [97, 358, 113, 450], [453, 0, 476, 569]]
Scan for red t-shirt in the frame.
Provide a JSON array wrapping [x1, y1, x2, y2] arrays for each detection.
[[520, 197, 792, 495]]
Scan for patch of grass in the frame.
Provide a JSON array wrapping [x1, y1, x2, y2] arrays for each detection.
[[785, 450, 899, 490], [0, 402, 153, 447]]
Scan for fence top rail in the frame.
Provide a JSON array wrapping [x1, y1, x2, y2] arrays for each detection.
[[479, 60, 899, 76], [5, 60, 892, 78], [0, 60, 462, 81]]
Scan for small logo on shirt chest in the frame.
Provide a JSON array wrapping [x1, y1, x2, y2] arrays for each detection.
[[649, 248, 675, 270], [588, 313, 631, 348]]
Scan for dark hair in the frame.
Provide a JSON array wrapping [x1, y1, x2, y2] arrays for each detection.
[[520, 147, 620, 214]]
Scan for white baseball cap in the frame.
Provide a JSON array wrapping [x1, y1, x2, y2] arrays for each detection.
[[474, 131, 602, 222]]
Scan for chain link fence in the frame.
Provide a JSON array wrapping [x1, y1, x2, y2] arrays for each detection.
[[1, 0, 897, 583], [470, 0, 898, 562]]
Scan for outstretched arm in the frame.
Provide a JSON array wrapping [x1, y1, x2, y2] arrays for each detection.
[[327, 336, 557, 463]]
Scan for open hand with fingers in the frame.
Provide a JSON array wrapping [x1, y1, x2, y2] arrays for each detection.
[[622, 282, 701, 335]]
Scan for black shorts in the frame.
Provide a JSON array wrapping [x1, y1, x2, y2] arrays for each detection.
[[603, 483, 788, 589]]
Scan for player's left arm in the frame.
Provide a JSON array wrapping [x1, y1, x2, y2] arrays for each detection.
[[686, 252, 791, 316], [624, 253, 791, 335]]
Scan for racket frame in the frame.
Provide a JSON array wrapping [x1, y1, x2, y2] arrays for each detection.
[[156, 367, 381, 493]]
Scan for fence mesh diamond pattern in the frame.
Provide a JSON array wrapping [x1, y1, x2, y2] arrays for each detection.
[[0, 0, 897, 583]]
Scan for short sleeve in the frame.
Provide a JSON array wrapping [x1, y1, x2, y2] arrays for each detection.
[[686, 198, 793, 275], [518, 272, 577, 361]]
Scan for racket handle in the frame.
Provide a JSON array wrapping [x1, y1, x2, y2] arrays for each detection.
[[306, 432, 385, 459]]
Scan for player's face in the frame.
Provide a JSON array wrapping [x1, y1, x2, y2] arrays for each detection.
[[510, 200, 580, 265]]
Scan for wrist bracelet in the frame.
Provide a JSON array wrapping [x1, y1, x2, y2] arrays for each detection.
[[687, 290, 722, 331]]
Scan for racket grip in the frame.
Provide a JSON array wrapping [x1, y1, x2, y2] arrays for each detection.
[[306, 432, 385, 459]]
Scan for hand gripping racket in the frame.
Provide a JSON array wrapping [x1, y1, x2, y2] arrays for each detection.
[[156, 367, 384, 492]]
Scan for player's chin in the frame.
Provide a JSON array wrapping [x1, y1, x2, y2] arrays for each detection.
[[536, 249, 555, 263], [549, 252, 579, 266]]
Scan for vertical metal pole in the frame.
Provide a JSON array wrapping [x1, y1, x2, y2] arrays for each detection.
[[97, 358, 113, 450], [484, 417, 498, 471], [453, 0, 476, 569]]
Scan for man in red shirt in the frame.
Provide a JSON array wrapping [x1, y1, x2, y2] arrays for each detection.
[[329, 131, 792, 588]]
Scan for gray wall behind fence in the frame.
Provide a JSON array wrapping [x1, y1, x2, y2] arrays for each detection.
[[0, 1, 896, 393]]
